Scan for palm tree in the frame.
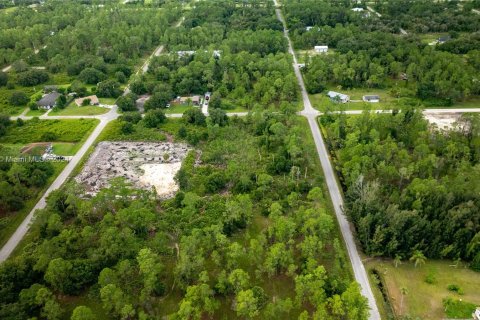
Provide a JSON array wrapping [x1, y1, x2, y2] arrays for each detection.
[[400, 287, 408, 314], [409, 250, 427, 268], [393, 254, 402, 268]]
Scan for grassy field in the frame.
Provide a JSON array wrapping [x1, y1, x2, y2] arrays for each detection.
[[52, 142, 78, 155], [0, 87, 37, 115], [309, 87, 397, 111], [98, 119, 167, 142], [49, 104, 109, 116], [366, 259, 480, 319], [25, 108, 47, 117], [0, 118, 98, 144], [98, 97, 118, 105], [164, 104, 194, 114]]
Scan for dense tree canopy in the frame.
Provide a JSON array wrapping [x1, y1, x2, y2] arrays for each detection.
[[322, 111, 480, 268]]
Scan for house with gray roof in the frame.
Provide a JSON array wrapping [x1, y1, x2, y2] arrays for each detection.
[[37, 91, 60, 110]]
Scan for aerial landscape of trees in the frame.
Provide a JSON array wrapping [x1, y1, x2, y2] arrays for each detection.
[[285, 0, 480, 104], [0, 1, 370, 319], [0, 0, 479, 319], [321, 110, 480, 270]]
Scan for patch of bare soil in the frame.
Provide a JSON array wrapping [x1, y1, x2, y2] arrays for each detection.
[[76, 141, 190, 198]]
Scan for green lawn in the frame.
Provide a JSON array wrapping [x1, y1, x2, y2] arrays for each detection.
[[25, 109, 47, 117], [366, 259, 480, 319], [97, 119, 167, 142], [164, 104, 195, 114], [309, 87, 397, 111], [98, 97, 118, 105], [52, 142, 78, 156], [49, 104, 109, 116]]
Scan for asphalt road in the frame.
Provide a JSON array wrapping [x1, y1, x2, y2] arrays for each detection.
[[273, 1, 382, 319], [0, 17, 191, 263], [0, 107, 118, 262]]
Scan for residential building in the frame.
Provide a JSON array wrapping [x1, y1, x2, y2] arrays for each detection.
[[327, 91, 350, 103], [37, 91, 60, 110], [176, 95, 202, 106], [74, 95, 100, 107], [473, 307, 480, 320], [438, 35, 451, 44], [363, 95, 380, 103], [314, 45, 328, 53]]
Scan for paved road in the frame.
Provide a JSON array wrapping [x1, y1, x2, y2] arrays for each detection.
[[273, 1, 382, 319], [367, 6, 382, 17], [0, 17, 190, 263], [0, 107, 118, 262]]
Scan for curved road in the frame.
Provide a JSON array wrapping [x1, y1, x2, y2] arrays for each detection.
[[273, 1, 382, 319]]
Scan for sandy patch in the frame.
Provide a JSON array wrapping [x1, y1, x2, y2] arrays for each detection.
[[424, 113, 462, 130], [139, 163, 182, 198]]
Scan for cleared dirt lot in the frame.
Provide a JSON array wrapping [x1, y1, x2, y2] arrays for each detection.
[[76, 141, 190, 198], [424, 113, 463, 130]]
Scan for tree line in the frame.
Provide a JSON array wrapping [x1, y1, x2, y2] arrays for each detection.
[[321, 110, 480, 271]]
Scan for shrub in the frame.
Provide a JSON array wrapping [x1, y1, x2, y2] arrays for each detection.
[[9, 91, 29, 106], [119, 112, 142, 124], [143, 109, 167, 128], [447, 284, 464, 295], [183, 109, 206, 126], [424, 271, 436, 284], [41, 132, 58, 141]]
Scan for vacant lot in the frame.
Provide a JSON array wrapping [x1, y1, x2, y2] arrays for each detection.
[[367, 259, 480, 319], [76, 141, 190, 197], [0, 118, 98, 144], [49, 104, 109, 116]]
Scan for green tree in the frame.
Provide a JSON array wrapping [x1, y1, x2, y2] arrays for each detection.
[[96, 80, 122, 98], [143, 109, 167, 128], [117, 93, 137, 112], [410, 250, 427, 267], [228, 269, 250, 293], [71, 306, 95, 320], [9, 91, 29, 106], [235, 289, 259, 318], [0, 71, 7, 86], [209, 108, 228, 127], [44, 258, 74, 294]]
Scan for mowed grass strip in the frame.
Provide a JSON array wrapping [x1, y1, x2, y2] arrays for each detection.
[[49, 105, 109, 116]]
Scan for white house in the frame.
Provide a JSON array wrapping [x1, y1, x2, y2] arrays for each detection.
[[363, 95, 380, 103], [327, 91, 350, 103], [352, 7, 364, 12], [306, 26, 314, 31], [473, 307, 480, 320], [314, 45, 328, 53]]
